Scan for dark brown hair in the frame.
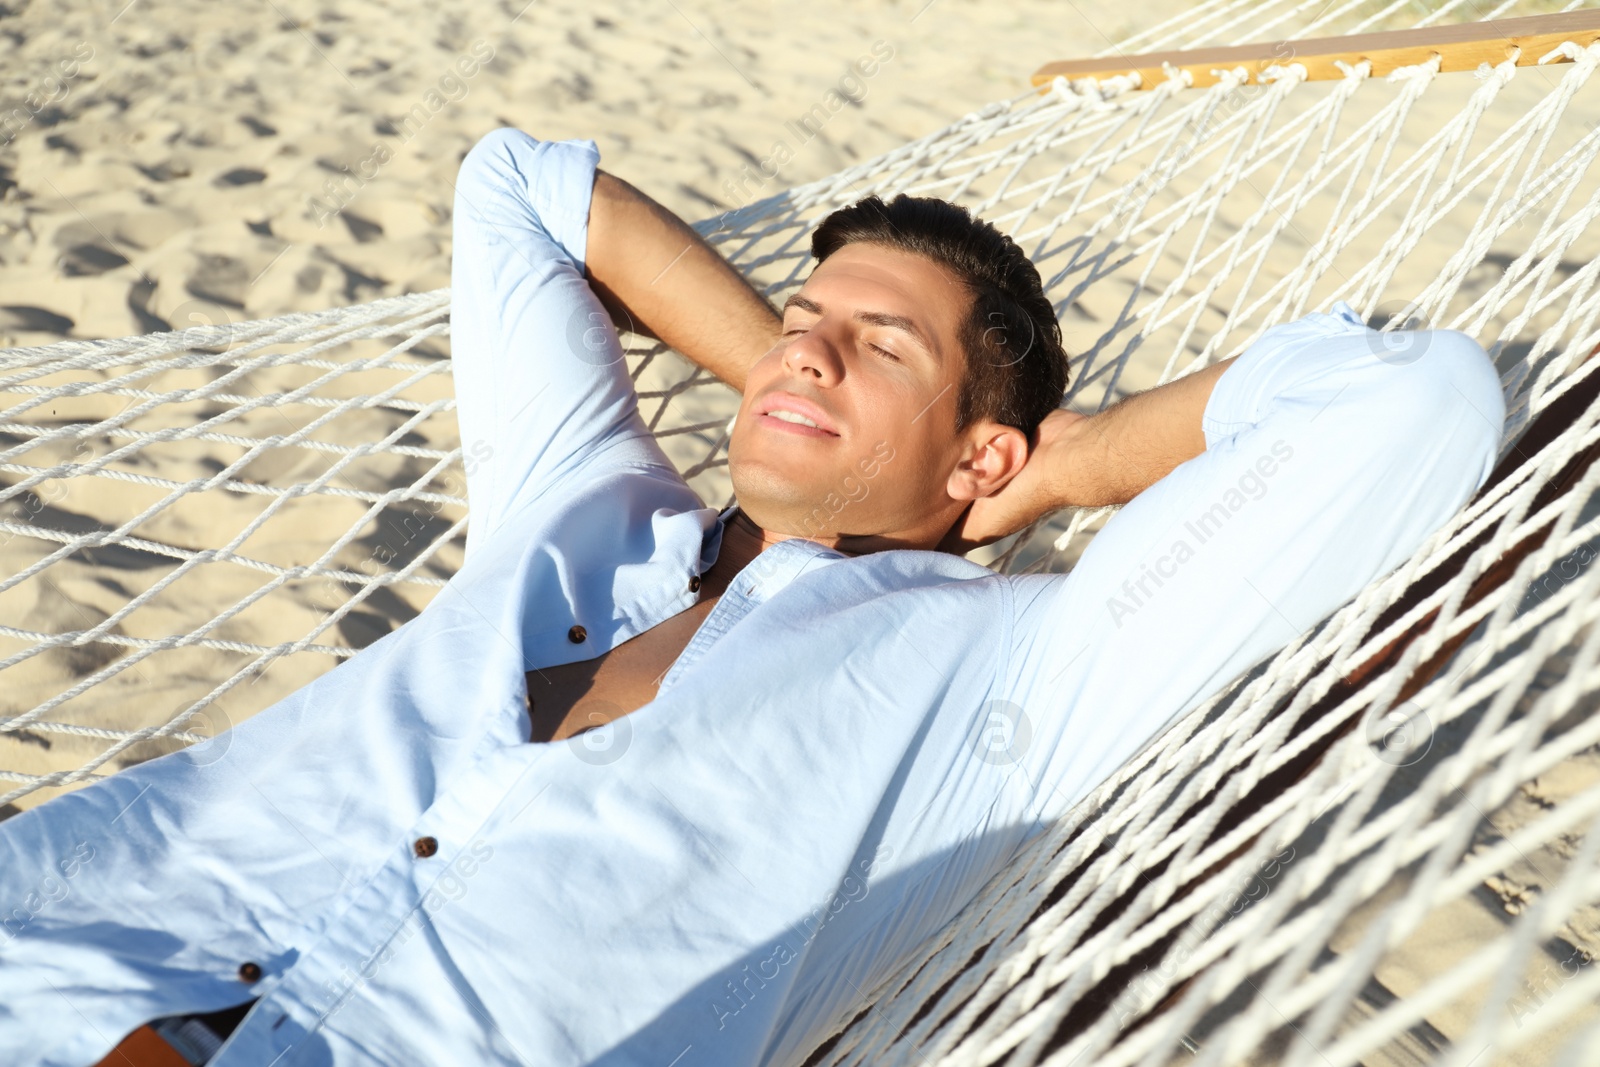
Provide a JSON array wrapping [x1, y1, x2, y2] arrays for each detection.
[[810, 194, 1068, 440]]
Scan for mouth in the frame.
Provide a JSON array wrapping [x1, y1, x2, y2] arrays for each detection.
[[755, 392, 841, 438]]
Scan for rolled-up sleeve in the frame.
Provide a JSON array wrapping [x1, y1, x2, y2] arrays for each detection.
[[450, 128, 674, 556], [1004, 303, 1505, 823]]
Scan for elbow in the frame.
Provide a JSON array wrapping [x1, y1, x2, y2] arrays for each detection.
[[1393, 329, 1506, 494]]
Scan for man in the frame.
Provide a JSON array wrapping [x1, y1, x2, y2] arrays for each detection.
[[1, 128, 1503, 1066]]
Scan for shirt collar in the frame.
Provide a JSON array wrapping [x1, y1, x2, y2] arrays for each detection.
[[710, 504, 848, 604]]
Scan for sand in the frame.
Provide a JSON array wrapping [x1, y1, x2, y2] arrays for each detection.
[[0, 0, 1175, 349], [2, 0, 1598, 1061]]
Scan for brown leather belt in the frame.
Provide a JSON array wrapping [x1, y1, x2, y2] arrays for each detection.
[[94, 1025, 192, 1067], [93, 1003, 252, 1067]]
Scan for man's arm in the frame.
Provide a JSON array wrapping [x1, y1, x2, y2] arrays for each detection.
[[1044, 359, 1235, 507], [451, 131, 758, 550], [1002, 307, 1504, 823], [585, 172, 781, 394], [939, 358, 1235, 554]]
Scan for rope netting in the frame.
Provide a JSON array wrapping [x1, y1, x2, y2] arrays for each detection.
[[4, 0, 1600, 1061]]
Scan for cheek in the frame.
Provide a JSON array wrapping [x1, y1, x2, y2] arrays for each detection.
[[855, 376, 952, 465], [852, 427, 945, 515], [878, 372, 956, 450], [855, 364, 935, 427], [728, 360, 781, 447], [881, 437, 946, 504]]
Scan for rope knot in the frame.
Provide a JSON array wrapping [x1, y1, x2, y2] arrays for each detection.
[[1537, 40, 1585, 66], [1258, 61, 1308, 86], [1209, 65, 1249, 90], [1387, 52, 1442, 83], [1333, 58, 1373, 81]]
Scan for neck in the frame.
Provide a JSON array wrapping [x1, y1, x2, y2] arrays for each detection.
[[698, 508, 771, 598], [705, 505, 954, 597]]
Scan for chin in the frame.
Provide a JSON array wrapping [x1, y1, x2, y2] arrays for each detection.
[[728, 458, 818, 520], [729, 470, 881, 544]]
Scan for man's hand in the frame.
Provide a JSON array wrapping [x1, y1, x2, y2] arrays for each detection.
[[936, 358, 1236, 557], [936, 408, 1087, 555]]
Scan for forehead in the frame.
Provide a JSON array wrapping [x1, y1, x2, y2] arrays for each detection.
[[796, 242, 969, 350]]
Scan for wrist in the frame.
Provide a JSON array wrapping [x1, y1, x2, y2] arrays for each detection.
[[1039, 409, 1109, 511]]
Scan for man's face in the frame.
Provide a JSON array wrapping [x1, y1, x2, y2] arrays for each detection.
[[727, 241, 987, 550]]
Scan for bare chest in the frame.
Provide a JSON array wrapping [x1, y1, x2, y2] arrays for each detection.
[[524, 594, 720, 742]]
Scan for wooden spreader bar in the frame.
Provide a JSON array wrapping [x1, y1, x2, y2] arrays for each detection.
[[1032, 10, 1600, 90]]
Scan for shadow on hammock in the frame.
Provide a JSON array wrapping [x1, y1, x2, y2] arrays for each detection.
[[1084, 357, 1599, 1055], [0, 470, 174, 575], [799, 351, 1600, 1063], [319, 498, 463, 645]]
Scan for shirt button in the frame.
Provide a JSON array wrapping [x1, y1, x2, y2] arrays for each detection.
[[568, 624, 587, 643], [238, 961, 263, 983], [688, 575, 701, 593], [413, 836, 439, 858]]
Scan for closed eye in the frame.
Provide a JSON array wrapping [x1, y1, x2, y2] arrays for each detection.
[[869, 343, 900, 362]]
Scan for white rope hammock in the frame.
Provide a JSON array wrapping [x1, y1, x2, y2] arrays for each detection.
[[6, 1, 1600, 1062]]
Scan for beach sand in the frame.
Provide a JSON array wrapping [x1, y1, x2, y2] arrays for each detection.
[[0, 0, 1171, 349], [2, 0, 1597, 1061]]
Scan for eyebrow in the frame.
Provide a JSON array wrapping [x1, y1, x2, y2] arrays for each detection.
[[782, 294, 937, 359]]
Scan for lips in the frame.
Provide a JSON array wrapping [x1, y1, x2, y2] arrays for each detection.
[[755, 391, 841, 436]]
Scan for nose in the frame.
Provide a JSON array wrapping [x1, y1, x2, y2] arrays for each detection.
[[782, 328, 844, 387]]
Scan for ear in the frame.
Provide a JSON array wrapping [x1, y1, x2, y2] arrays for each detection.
[[945, 420, 1030, 503]]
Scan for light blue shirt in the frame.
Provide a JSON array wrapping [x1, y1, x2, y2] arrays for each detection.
[[0, 129, 1505, 1067]]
